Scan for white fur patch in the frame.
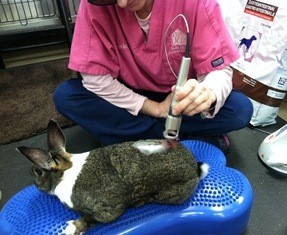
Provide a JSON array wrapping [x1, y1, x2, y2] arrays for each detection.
[[53, 152, 90, 208], [199, 163, 210, 180], [64, 220, 82, 235]]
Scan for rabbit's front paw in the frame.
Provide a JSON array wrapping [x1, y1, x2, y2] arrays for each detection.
[[64, 220, 83, 235]]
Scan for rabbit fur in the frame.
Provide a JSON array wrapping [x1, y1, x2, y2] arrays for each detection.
[[17, 119, 208, 235]]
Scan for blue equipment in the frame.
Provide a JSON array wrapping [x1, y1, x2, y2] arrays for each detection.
[[0, 140, 253, 235]]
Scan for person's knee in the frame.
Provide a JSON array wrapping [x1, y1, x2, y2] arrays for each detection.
[[233, 93, 253, 129], [53, 80, 73, 114]]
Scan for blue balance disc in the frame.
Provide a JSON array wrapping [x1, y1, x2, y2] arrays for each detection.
[[0, 140, 253, 235]]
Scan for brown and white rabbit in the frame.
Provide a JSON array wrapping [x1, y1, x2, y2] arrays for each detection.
[[17, 119, 209, 235]]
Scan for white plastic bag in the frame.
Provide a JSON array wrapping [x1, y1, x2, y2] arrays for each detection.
[[218, 0, 287, 126]]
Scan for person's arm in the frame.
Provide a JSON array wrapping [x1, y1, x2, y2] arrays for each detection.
[[172, 66, 233, 118], [82, 73, 148, 116], [197, 66, 233, 118], [82, 73, 170, 118], [140, 94, 172, 118], [141, 67, 233, 119]]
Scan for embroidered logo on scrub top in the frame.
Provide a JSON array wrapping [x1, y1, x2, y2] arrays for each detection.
[[170, 29, 186, 54], [211, 57, 224, 67], [165, 28, 188, 78]]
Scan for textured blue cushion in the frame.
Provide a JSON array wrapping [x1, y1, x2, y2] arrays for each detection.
[[0, 140, 253, 235]]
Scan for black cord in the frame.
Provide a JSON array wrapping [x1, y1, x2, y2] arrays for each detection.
[[185, 32, 191, 58]]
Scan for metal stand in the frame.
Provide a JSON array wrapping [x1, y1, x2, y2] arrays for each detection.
[[57, 0, 74, 49]]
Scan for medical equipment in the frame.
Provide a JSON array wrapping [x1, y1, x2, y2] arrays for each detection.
[[163, 54, 190, 140], [258, 124, 287, 175], [163, 15, 191, 140]]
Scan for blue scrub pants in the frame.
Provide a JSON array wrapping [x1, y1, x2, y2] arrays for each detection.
[[53, 78, 253, 145]]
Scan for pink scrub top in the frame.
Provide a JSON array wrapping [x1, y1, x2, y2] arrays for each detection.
[[69, 0, 239, 93]]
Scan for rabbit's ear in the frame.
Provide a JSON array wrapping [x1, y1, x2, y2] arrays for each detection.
[[16, 146, 54, 170], [47, 119, 66, 153]]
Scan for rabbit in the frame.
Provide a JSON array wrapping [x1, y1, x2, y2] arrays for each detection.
[[17, 119, 209, 235]]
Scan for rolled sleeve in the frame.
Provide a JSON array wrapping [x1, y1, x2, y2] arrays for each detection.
[[198, 66, 233, 118]]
